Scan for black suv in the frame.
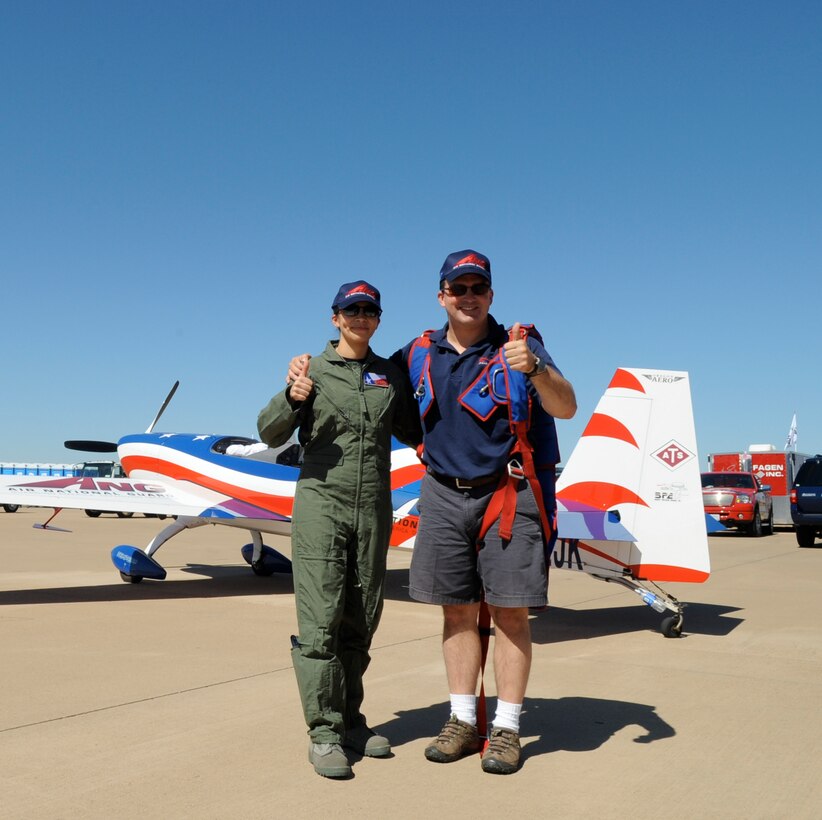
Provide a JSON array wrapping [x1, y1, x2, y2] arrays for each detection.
[[790, 455, 822, 547]]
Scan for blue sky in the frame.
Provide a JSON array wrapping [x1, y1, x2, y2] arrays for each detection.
[[2, 1, 820, 466]]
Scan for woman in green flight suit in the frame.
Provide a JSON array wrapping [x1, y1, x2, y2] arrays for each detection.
[[257, 280, 420, 779]]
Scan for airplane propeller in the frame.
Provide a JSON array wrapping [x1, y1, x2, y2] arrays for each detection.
[[64, 439, 118, 453], [146, 380, 180, 434], [63, 381, 181, 454]]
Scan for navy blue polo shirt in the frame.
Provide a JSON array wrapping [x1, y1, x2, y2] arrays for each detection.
[[392, 316, 561, 480]]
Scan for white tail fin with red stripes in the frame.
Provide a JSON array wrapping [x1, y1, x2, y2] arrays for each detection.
[[555, 368, 710, 584]]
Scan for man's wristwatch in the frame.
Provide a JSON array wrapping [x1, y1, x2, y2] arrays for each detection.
[[526, 356, 548, 379]]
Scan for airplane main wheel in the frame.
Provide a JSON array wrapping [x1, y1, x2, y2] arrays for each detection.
[[251, 561, 275, 577], [119, 572, 143, 584], [661, 615, 682, 638]]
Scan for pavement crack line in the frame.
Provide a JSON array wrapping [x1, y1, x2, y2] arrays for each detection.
[[1, 666, 291, 734], [2, 633, 441, 734]]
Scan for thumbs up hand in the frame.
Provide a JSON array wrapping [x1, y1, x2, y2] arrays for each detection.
[[286, 354, 314, 403], [502, 323, 536, 374], [286, 354, 312, 384]]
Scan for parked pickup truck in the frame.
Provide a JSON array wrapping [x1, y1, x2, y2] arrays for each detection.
[[701, 471, 774, 536]]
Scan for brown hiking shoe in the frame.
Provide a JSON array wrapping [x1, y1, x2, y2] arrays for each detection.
[[424, 715, 481, 763], [481, 726, 521, 774]]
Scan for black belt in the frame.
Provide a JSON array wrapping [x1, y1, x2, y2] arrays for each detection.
[[427, 469, 503, 490]]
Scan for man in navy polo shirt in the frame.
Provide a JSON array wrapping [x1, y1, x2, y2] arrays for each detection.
[[393, 250, 576, 774]]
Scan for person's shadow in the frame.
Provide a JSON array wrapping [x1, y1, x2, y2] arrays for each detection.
[[372, 696, 674, 766]]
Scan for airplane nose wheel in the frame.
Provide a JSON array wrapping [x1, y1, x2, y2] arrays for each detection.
[[661, 613, 683, 638]]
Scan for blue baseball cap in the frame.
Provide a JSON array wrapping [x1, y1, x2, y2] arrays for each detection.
[[332, 280, 382, 311], [439, 250, 492, 285]]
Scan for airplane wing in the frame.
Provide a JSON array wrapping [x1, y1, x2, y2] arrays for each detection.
[[0, 473, 290, 522]]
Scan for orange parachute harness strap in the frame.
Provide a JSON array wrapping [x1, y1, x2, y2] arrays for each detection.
[[473, 325, 555, 747], [408, 324, 556, 748]]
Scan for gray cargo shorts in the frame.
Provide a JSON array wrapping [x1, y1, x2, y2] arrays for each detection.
[[408, 472, 548, 608]]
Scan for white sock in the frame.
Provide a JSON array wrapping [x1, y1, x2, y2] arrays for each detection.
[[450, 693, 477, 726], [493, 699, 522, 733]]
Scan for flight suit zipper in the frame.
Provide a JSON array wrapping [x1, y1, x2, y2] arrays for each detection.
[[352, 357, 370, 531]]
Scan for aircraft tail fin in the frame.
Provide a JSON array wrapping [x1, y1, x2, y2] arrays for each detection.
[[555, 368, 710, 584]]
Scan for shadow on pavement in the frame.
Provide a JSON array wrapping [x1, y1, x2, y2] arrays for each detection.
[[531, 601, 743, 642], [0, 563, 294, 605], [0, 564, 742, 642], [385, 566, 743, 640], [375, 695, 675, 760]]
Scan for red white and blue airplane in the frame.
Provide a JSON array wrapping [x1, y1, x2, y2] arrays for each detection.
[[0, 369, 713, 636]]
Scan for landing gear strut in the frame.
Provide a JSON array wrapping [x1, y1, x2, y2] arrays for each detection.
[[597, 574, 686, 638]]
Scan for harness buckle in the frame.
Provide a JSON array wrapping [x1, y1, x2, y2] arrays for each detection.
[[507, 459, 525, 479]]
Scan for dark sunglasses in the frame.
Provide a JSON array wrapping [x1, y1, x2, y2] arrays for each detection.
[[442, 282, 491, 297], [338, 304, 381, 318]]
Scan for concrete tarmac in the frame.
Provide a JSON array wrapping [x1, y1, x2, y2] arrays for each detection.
[[1, 508, 821, 819]]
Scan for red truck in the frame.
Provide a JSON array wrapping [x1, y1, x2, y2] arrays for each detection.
[[701, 470, 774, 536], [709, 448, 811, 527]]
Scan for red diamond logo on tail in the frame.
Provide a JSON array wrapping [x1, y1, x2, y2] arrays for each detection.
[[652, 440, 694, 471]]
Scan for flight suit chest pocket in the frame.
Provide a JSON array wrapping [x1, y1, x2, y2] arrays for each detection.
[[363, 381, 393, 421]]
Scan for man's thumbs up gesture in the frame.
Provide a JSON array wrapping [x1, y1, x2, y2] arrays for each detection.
[[503, 322, 537, 374]]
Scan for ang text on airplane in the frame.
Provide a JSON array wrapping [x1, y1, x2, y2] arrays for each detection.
[[10, 476, 167, 495]]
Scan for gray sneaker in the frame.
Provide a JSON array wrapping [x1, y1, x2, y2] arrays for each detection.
[[343, 724, 391, 757], [308, 742, 351, 778], [424, 715, 481, 763], [480, 727, 521, 774]]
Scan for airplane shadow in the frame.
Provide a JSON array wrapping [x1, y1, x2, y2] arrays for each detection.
[[373, 695, 675, 762], [0, 565, 743, 642], [0, 563, 294, 606], [2, 561, 397, 607], [530, 602, 743, 642], [384, 566, 744, 639]]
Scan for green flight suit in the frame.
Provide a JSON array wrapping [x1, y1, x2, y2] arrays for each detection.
[[257, 341, 420, 744]]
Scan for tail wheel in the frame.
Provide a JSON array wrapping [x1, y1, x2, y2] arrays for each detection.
[[661, 614, 683, 638]]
